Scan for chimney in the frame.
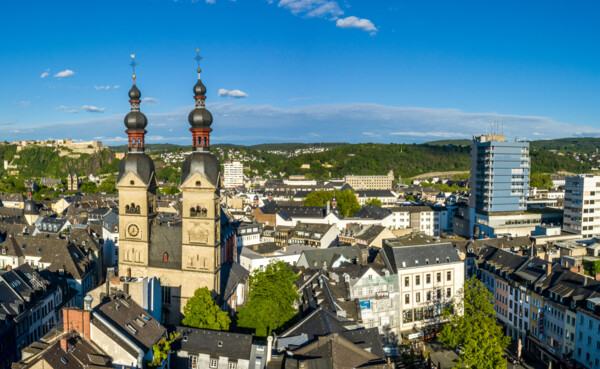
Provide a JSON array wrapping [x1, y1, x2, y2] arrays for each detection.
[[326, 201, 331, 215], [595, 273, 600, 281], [547, 263, 552, 276], [6, 265, 12, 272], [60, 338, 67, 352], [62, 308, 91, 340], [266, 336, 273, 363]]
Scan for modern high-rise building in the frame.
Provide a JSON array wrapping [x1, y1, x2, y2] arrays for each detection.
[[468, 134, 538, 238], [223, 161, 244, 188], [563, 174, 600, 238]]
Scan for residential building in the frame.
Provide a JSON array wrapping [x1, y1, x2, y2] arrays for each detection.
[[172, 327, 266, 369], [563, 174, 600, 238], [574, 295, 600, 369], [469, 134, 532, 238], [379, 235, 465, 340], [223, 161, 244, 188]]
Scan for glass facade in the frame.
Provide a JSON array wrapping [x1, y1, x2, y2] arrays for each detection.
[[470, 135, 530, 214]]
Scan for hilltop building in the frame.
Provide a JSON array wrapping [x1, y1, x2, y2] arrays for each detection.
[[116, 61, 222, 324], [344, 170, 394, 190], [468, 134, 536, 238]]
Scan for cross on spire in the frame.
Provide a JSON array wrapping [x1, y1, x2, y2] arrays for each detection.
[[194, 49, 203, 73], [129, 54, 137, 80]]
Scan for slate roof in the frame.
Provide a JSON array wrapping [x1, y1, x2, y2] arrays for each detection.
[[299, 246, 362, 270], [356, 190, 397, 198], [174, 326, 253, 360], [148, 223, 182, 270], [382, 240, 461, 273], [95, 294, 166, 354], [354, 206, 392, 219], [0, 264, 54, 321], [220, 262, 250, 302]]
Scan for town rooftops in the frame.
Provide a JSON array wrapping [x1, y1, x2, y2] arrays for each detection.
[[174, 326, 253, 360], [382, 239, 461, 272]]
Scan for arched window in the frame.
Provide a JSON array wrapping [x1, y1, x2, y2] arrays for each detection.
[[163, 252, 169, 262]]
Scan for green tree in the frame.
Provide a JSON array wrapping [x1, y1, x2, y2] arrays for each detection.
[[439, 276, 510, 369], [237, 261, 300, 337], [160, 186, 180, 195], [181, 287, 231, 331], [304, 189, 361, 217], [98, 177, 117, 193], [363, 198, 382, 207], [530, 173, 553, 189], [150, 332, 179, 368], [79, 180, 98, 193]]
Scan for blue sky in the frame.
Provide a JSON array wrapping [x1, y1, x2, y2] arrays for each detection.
[[2, 0, 600, 145]]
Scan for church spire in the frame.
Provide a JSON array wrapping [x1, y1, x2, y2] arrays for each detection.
[[188, 49, 213, 151], [124, 54, 148, 153]]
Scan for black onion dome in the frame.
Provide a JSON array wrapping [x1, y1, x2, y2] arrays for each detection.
[[129, 84, 141, 100], [188, 108, 213, 128], [24, 199, 38, 215], [117, 153, 156, 186], [180, 151, 220, 187], [124, 111, 148, 130], [194, 79, 206, 96]]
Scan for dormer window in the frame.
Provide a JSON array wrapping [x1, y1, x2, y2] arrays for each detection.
[[218, 341, 223, 347], [425, 259, 429, 265], [436, 258, 440, 264], [163, 253, 169, 262]]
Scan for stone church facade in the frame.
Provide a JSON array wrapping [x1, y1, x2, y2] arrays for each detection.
[[116, 61, 221, 325]]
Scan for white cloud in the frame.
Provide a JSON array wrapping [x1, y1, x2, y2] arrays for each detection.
[[4, 102, 600, 145], [206, 0, 216, 3], [18, 101, 31, 108], [54, 69, 75, 78], [278, 0, 342, 18], [336, 16, 378, 34], [142, 97, 160, 106], [55, 106, 78, 113], [40, 69, 50, 78], [81, 105, 105, 113], [113, 85, 120, 89], [218, 89, 249, 98], [94, 85, 111, 90]]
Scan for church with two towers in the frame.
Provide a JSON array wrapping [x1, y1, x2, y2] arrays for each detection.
[[116, 58, 222, 324]]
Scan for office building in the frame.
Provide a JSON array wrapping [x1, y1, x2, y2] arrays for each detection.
[[469, 134, 537, 238]]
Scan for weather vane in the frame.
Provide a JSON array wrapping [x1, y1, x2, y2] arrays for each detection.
[[194, 48, 203, 73], [129, 54, 137, 79]]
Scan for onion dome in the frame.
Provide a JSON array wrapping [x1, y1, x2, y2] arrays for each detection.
[[188, 69, 213, 129], [129, 84, 141, 100], [125, 111, 148, 130]]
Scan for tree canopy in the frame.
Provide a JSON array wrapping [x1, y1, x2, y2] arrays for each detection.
[[529, 173, 553, 189], [439, 276, 510, 369], [304, 188, 361, 217], [181, 287, 231, 331], [363, 198, 382, 207], [150, 332, 179, 368], [237, 261, 300, 337]]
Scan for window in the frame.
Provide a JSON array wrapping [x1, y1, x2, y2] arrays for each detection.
[[189, 355, 198, 368], [416, 275, 421, 285], [437, 289, 442, 300], [162, 286, 171, 304], [427, 291, 431, 302], [405, 294, 410, 304], [426, 274, 431, 284], [446, 287, 451, 298], [210, 359, 218, 368], [228, 363, 237, 369], [436, 273, 441, 283], [447, 271, 451, 281], [405, 277, 410, 287], [416, 292, 421, 303]]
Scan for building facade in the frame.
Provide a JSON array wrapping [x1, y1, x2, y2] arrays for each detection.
[[563, 175, 600, 238], [223, 161, 244, 188], [469, 134, 531, 238], [345, 170, 394, 190], [117, 62, 222, 325]]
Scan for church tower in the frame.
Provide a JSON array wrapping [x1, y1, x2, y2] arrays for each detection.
[[116, 59, 157, 277], [178, 52, 222, 299]]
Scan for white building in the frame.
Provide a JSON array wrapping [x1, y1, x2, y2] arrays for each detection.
[[379, 236, 465, 340], [239, 244, 313, 272], [223, 161, 244, 188], [563, 174, 600, 238]]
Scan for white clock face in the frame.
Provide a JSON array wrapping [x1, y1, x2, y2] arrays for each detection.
[[128, 224, 140, 237]]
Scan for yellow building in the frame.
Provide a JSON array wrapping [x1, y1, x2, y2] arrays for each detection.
[[117, 66, 221, 325]]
